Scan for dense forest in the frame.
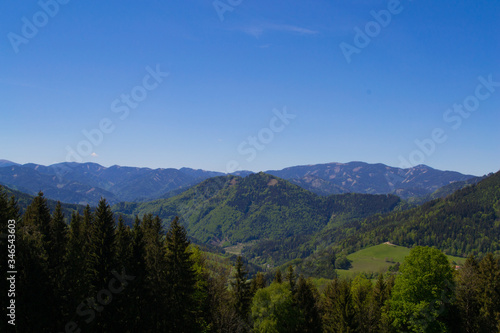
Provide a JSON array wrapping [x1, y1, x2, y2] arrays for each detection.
[[249, 171, 500, 277], [112, 173, 403, 260], [1, 187, 500, 332]]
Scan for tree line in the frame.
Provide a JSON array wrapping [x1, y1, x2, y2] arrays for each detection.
[[1, 188, 499, 332]]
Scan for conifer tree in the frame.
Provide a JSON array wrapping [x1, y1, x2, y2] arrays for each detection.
[[115, 216, 132, 269], [455, 255, 481, 333], [112, 215, 133, 331], [231, 255, 252, 325], [88, 198, 116, 290], [372, 273, 389, 331], [191, 246, 212, 331], [322, 278, 355, 332], [23, 191, 51, 238], [165, 216, 198, 332], [142, 214, 168, 331], [295, 275, 322, 333], [86, 198, 116, 330], [351, 275, 373, 332], [286, 265, 296, 294], [81, 204, 94, 287], [476, 253, 500, 332], [251, 271, 267, 295], [48, 202, 68, 265], [64, 211, 89, 313], [47, 202, 68, 329], [274, 268, 283, 284], [16, 192, 53, 331], [127, 216, 147, 331]]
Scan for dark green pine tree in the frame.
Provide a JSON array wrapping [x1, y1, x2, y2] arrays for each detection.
[[250, 271, 267, 295], [88, 198, 116, 290], [295, 275, 322, 333], [86, 198, 116, 330], [142, 214, 168, 331], [64, 211, 89, 316], [322, 278, 355, 333], [47, 202, 68, 329], [190, 246, 212, 332], [165, 216, 198, 333], [455, 255, 481, 333], [16, 192, 53, 331], [23, 191, 52, 238], [274, 268, 283, 284], [110, 215, 134, 331], [371, 273, 389, 331], [476, 253, 500, 332], [286, 265, 296, 295], [127, 216, 147, 331], [115, 216, 132, 269], [48, 202, 68, 268], [231, 255, 252, 326], [81, 204, 93, 284]]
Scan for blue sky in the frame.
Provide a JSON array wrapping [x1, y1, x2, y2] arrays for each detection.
[[1, 0, 499, 176]]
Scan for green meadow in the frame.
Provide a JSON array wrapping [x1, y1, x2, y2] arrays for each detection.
[[337, 243, 465, 278]]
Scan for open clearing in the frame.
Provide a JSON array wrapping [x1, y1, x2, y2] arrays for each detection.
[[337, 243, 465, 278]]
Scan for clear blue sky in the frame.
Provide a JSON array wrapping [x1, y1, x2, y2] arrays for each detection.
[[1, 0, 499, 176]]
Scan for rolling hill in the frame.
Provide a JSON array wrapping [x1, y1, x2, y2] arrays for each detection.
[[113, 172, 403, 249]]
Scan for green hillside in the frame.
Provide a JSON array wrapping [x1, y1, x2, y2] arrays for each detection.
[[113, 173, 402, 254], [290, 170, 500, 278], [338, 170, 500, 257]]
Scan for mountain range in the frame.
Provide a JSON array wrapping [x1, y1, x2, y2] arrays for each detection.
[[0, 160, 478, 206], [267, 162, 476, 199], [1, 158, 498, 275]]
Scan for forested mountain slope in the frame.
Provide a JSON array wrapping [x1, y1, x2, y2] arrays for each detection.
[[291, 170, 500, 277], [113, 173, 402, 249]]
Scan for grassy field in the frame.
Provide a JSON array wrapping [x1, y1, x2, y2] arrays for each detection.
[[337, 243, 465, 278], [224, 243, 245, 255]]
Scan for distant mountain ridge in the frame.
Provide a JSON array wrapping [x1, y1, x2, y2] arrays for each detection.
[[267, 161, 476, 199], [0, 162, 224, 205], [0, 159, 19, 167], [0, 160, 478, 205]]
